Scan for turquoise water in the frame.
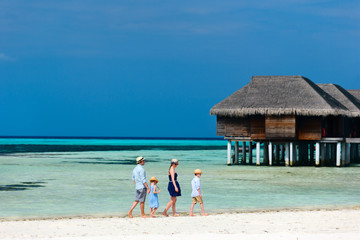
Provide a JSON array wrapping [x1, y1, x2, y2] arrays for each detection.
[[1, 138, 360, 219]]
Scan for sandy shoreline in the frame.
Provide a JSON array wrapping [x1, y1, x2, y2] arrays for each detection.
[[1, 207, 360, 240]]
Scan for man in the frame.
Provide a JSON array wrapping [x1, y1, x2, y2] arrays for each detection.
[[128, 156, 150, 218]]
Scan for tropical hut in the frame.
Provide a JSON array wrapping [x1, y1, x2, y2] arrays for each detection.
[[317, 84, 360, 164], [210, 76, 355, 167]]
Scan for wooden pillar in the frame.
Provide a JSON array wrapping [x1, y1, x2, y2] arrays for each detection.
[[227, 140, 232, 166], [268, 142, 273, 166], [341, 143, 346, 166], [331, 143, 336, 166], [234, 141, 239, 165], [249, 142, 253, 164], [263, 142, 269, 165], [275, 145, 280, 165], [336, 142, 341, 167], [281, 145, 285, 162], [290, 142, 294, 166], [256, 142, 260, 166], [350, 144, 355, 162], [346, 143, 351, 165], [285, 143, 290, 166], [242, 141, 246, 164], [315, 142, 320, 167], [355, 144, 359, 162], [321, 143, 326, 166]]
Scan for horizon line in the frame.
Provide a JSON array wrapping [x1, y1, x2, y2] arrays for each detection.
[[0, 136, 223, 140]]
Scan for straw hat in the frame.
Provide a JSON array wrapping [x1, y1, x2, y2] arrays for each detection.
[[194, 169, 203, 174], [171, 158, 178, 164], [149, 177, 159, 183], [136, 156, 145, 163]]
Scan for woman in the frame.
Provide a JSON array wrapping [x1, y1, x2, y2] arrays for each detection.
[[162, 158, 181, 217]]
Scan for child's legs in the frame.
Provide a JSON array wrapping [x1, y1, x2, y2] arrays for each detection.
[[200, 203, 205, 214], [190, 202, 196, 214], [152, 208, 158, 214]]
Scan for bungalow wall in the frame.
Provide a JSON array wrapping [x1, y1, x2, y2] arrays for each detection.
[[216, 116, 250, 137], [297, 117, 322, 140], [324, 116, 343, 137], [265, 116, 296, 139], [217, 115, 323, 141]]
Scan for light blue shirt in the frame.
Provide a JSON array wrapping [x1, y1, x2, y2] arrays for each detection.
[[132, 164, 146, 190], [191, 176, 202, 197]]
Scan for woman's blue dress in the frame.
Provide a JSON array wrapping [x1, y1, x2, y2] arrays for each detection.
[[168, 173, 181, 197], [149, 185, 159, 208]]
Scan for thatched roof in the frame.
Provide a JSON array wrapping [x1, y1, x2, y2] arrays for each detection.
[[318, 84, 360, 117], [348, 90, 360, 102], [210, 76, 351, 117]]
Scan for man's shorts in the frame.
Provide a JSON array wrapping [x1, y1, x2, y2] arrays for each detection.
[[135, 188, 147, 202], [192, 196, 203, 204]]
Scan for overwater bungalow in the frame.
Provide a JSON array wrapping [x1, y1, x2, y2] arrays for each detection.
[[210, 76, 360, 167]]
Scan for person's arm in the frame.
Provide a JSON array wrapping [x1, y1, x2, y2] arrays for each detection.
[[144, 182, 150, 193], [153, 185, 161, 194], [196, 179, 202, 197], [132, 170, 136, 184], [170, 168, 178, 192], [139, 169, 150, 193]]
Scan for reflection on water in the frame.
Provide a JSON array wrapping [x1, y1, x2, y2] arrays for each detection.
[[0, 182, 46, 191]]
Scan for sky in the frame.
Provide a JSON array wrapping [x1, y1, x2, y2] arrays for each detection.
[[0, 0, 359, 137]]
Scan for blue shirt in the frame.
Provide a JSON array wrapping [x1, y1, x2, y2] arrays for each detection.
[[191, 176, 202, 197], [132, 164, 147, 190]]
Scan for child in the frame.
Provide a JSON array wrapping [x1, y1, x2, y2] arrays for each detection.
[[149, 176, 161, 217], [189, 169, 207, 216]]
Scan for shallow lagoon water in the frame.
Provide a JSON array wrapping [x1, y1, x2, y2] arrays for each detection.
[[1, 138, 360, 219]]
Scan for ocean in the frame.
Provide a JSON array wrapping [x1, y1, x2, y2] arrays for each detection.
[[1, 137, 360, 219]]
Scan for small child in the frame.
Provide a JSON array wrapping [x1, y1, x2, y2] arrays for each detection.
[[149, 177, 161, 217], [189, 169, 207, 216]]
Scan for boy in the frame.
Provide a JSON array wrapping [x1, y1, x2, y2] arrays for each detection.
[[189, 169, 207, 216]]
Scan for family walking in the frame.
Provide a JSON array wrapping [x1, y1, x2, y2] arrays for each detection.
[[128, 156, 207, 218]]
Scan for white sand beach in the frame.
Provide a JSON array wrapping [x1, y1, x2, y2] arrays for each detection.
[[1, 208, 360, 240]]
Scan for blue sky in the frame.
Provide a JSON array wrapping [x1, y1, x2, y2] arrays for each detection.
[[0, 0, 359, 137]]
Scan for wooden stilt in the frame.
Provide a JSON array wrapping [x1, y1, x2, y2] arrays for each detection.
[[242, 141, 246, 164], [341, 143, 346, 166], [290, 142, 294, 166], [350, 144, 355, 162], [275, 145, 280, 165], [263, 142, 269, 165], [315, 142, 320, 167], [331, 143, 336, 166], [227, 140, 232, 166], [281, 145, 285, 162], [268, 142, 273, 166], [234, 141, 239, 165], [256, 142, 260, 166], [321, 143, 326, 166], [249, 142, 253, 165], [336, 142, 341, 167], [346, 143, 351, 165], [285, 143, 290, 166]]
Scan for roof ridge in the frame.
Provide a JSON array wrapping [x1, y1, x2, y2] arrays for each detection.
[[302, 77, 348, 111]]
